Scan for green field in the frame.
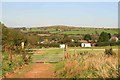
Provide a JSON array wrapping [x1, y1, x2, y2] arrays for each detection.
[[32, 48, 64, 62], [61, 29, 118, 35], [22, 27, 118, 35]]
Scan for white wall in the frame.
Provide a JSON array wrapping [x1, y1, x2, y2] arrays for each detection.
[[60, 44, 65, 48], [81, 43, 91, 47]]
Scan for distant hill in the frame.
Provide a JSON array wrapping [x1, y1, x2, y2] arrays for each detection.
[[46, 25, 79, 29]]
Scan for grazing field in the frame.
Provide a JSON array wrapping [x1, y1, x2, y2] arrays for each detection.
[[61, 28, 118, 35]]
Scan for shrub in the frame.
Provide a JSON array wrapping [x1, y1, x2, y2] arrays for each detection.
[[96, 42, 110, 46], [116, 41, 120, 46], [39, 43, 60, 48], [110, 42, 117, 46], [67, 42, 80, 47], [104, 48, 116, 56], [2, 50, 32, 77]]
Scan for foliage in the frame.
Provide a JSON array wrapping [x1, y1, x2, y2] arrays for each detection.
[[60, 35, 71, 44], [39, 43, 60, 48], [2, 50, 32, 77], [108, 33, 111, 39], [83, 34, 92, 41], [96, 42, 110, 46], [2, 24, 34, 77], [67, 42, 81, 47], [98, 32, 111, 42], [96, 42, 120, 46]]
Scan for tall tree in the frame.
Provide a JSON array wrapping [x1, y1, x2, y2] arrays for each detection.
[[83, 34, 92, 41], [98, 32, 110, 42]]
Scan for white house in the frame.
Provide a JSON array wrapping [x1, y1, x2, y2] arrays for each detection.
[[60, 44, 65, 48], [81, 43, 91, 48]]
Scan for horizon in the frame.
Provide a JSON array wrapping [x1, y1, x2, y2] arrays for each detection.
[[8, 25, 119, 29], [2, 2, 118, 28]]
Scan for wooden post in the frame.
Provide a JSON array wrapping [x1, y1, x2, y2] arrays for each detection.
[[64, 44, 68, 59], [21, 42, 24, 49]]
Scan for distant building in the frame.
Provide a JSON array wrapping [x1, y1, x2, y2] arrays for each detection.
[[81, 43, 91, 48], [60, 44, 65, 48]]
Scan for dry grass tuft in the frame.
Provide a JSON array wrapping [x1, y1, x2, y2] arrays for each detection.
[[55, 51, 119, 78]]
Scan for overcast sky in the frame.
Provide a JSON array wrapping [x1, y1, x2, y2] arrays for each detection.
[[1, 0, 119, 28]]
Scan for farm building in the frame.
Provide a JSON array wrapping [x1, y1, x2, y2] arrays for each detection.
[[81, 43, 91, 48], [60, 44, 65, 48]]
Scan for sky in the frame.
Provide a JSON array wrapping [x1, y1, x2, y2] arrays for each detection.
[[1, 1, 119, 28]]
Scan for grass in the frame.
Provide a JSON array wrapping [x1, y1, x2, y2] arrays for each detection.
[[32, 48, 64, 62], [54, 49, 119, 78], [28, 47, 119, 78], [3, 47, 119, 78]]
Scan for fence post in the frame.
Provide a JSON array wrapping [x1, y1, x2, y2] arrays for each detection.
[[21, 42, 24, 49]]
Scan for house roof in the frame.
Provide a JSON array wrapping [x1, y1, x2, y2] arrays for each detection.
[[79, 40, 88, 43]]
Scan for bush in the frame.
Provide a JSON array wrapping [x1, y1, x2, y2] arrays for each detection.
[[96, 42, 110, 46], [116, 41, 120, 46], [104, 48, 116, 56], [67, 42, 80, 47], [2, 50, 32, 77], [96, 41, 120, 46], [110, 42, 117, 46], [39, 43, 60, 48]]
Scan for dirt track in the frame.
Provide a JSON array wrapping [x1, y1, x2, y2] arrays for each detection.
[[24, 63, 54, 78], [6, 63, 55, 78]]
